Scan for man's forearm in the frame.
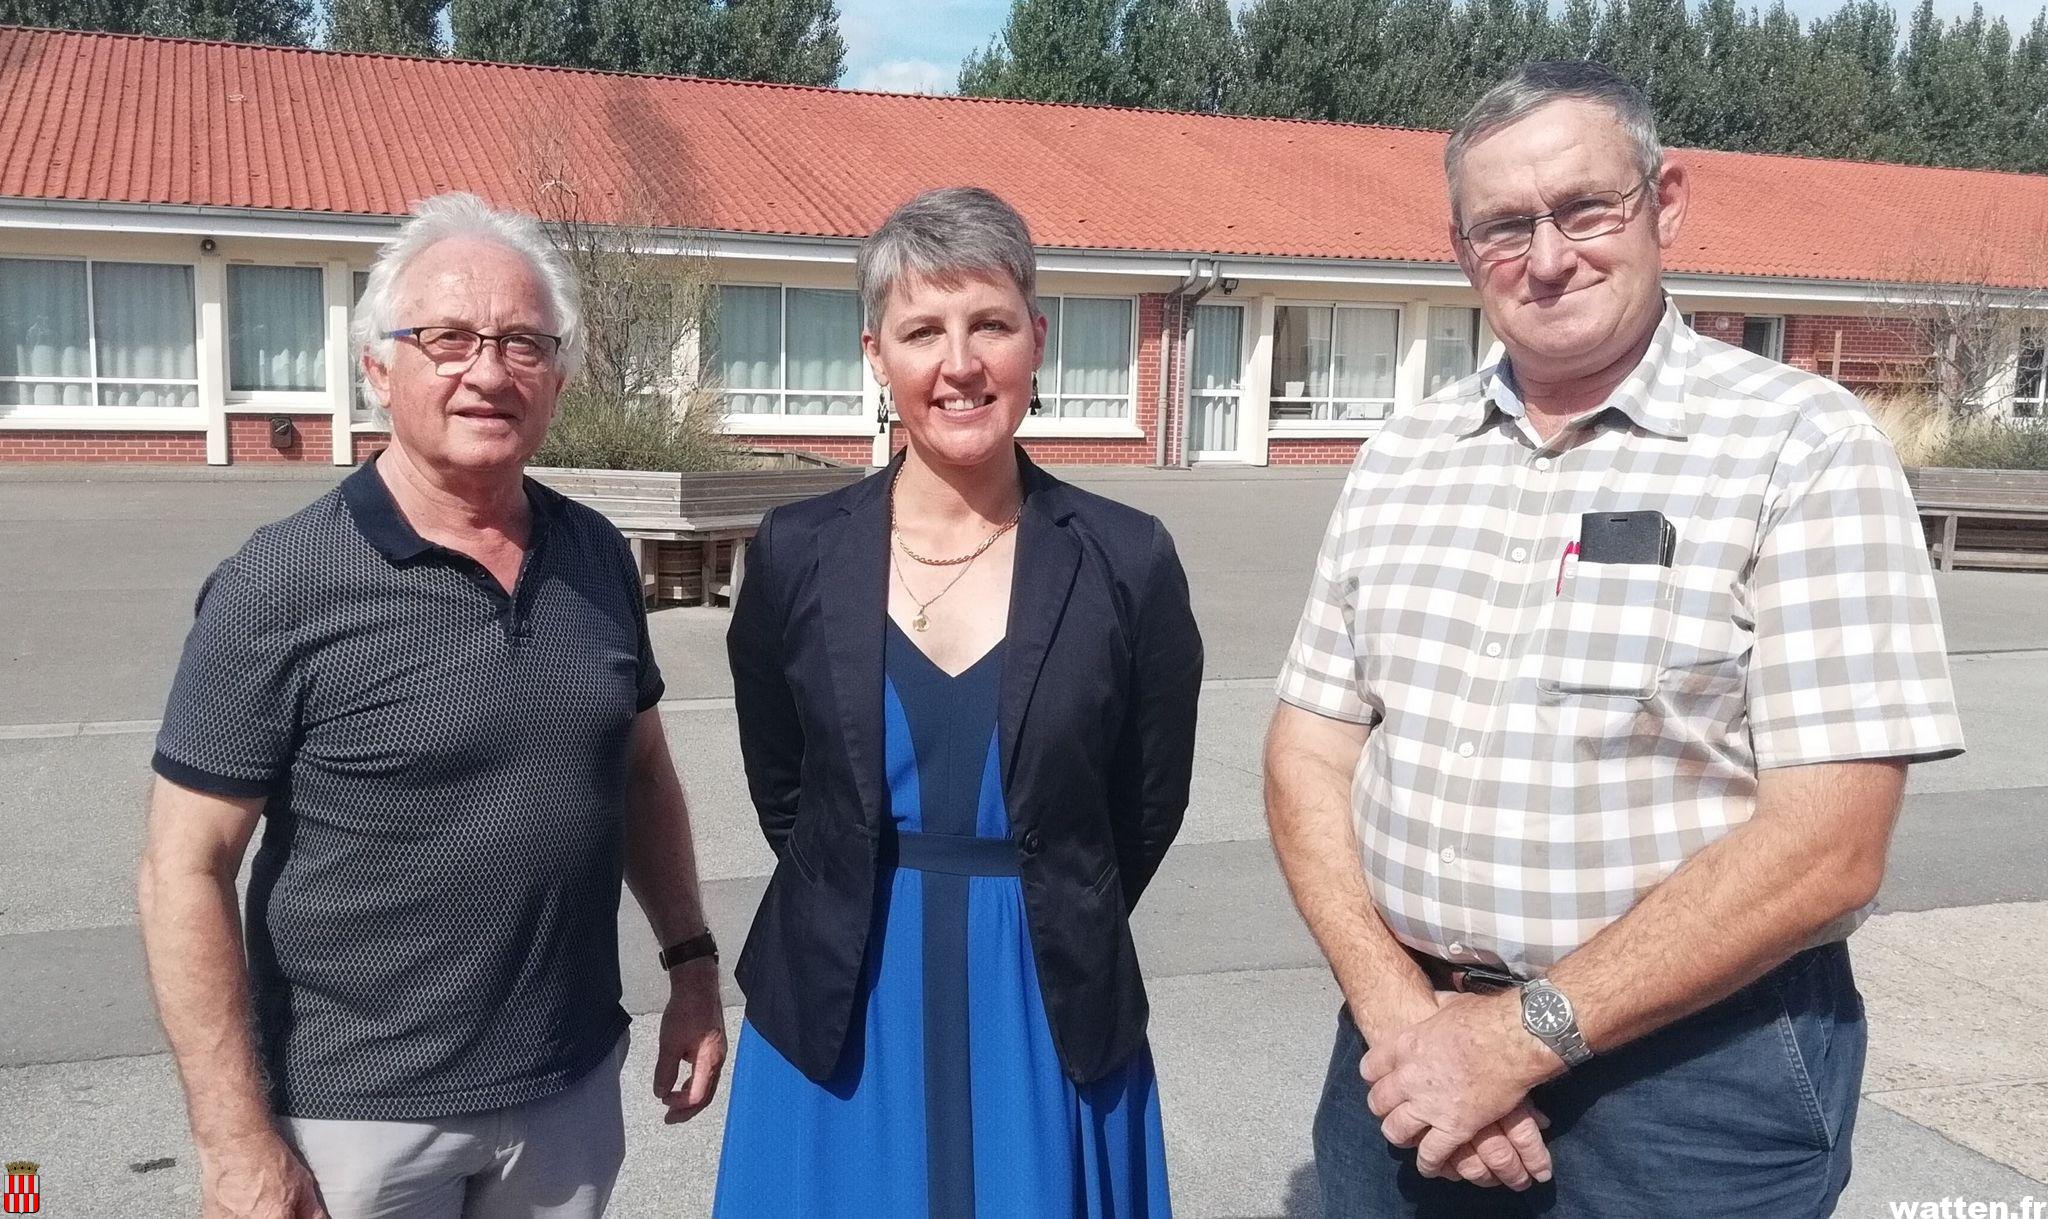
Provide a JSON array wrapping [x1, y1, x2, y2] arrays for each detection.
[[624, 718, 710, 946], [1547, 760, 1904, 1056], [1264, 714, 1437, 1043], [137, 862, 279, 1151]]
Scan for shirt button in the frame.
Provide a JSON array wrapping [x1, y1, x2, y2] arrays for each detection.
[[1510, 546, 1528, 562], [1447, 941, 1464, 956], [1485, 642, 1502, 658], [1440, 846, 1458, 864], [1020, 829, 1042, 854], [1457, 741, 1476, 758], [1535, 457, 1553, 471]]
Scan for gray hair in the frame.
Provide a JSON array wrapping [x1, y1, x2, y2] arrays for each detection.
[[855, 187, 1039, 328], [352, 191, 585, 412], [1444, 61, 1665, 220]]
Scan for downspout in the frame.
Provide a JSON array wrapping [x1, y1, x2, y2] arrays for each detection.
[[1155, 260, 1202, 468], [1173, 260, 1224, 468]]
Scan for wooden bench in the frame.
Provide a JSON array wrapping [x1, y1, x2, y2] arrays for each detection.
[[1902, 467, 2048, 572], [530, 463, 868, 605]]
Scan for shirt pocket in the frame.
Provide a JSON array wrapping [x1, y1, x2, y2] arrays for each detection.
[[1537, 560, 1675, 699]]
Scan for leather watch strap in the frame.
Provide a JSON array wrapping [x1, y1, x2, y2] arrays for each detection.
[[658, 930, 719, 971]]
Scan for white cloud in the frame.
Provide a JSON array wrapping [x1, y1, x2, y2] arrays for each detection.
[[853, 59, 957, 95]]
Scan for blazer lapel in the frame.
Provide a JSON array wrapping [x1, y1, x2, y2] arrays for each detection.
[[998, 456, 1081, 791], [818, 462, 894, 836]]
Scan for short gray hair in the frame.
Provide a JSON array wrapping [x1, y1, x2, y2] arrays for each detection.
[[855, 187, 1039, 328], [351, 191, 585, 412], [1444, 62, 1664, 220]]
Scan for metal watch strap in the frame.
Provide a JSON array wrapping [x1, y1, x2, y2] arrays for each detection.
[[658, 930, 718, 971], [1521, 979, 1594, 1068]]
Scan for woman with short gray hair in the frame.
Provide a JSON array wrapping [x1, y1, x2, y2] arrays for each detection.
[[714, 186, 1200, 1216]]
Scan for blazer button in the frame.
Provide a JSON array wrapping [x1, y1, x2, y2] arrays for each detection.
[[1020, 829, 1042, 854]]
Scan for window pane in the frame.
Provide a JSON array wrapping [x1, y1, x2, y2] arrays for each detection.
[[99, 383, 198, 410], [1330, 308, 1397, 401], [722, 392, 780, 416], [353, 271, 369, 306], [1057, 299, 1131, 410], [2019, 333, 2044, 400], [229, 265, 325, 391], [0, 258, 90, 378], [1740, 316, 1782, 360], [1426, 306, 1478, 397], [786, 393, 863, 417], [713, 286, 781, 399], [1191, 304, 1242, 394], [1040, 298, 1062, 397], [0, 381, 91, 408], [785, 289, 860, 393], [1271, 305, 1329, 399], [94, 263, 197, 382]]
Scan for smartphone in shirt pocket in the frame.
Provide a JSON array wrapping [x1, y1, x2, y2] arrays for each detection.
[[1538, 510, 1677, 700]]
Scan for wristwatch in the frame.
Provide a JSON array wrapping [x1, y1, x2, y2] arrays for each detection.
[[1519, 978, 1593, 1068], [658, 930, 719, 971]]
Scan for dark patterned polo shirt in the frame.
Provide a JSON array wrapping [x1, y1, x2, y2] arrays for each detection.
[[153, 456, 664, 1120]]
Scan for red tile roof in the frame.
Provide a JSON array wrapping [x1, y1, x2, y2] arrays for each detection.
[[3, 24, 2044, 289]]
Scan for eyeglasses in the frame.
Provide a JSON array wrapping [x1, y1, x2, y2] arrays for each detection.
[[385, 326, 562, 375], [1456, 177, 1655, 263]]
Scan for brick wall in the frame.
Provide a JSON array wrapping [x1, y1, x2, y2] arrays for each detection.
[[0, 430, 207, 462], [740, 434, 877, 465], [1781, 314, 1930, 392], [1690, 311, 1747, 343], [352, 432, 391, 463], [1267, 438, 1366, 466], [226, 414, 332, 463]]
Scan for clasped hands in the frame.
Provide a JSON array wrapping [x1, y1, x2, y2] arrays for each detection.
[[1360, 988, 1566, 1190]]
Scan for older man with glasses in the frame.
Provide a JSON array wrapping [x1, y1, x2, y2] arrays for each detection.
[[1266, 61, 1964, 1217], [138, 192, 725, 1219]]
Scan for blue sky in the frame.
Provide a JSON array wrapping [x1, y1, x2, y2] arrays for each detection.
[[838, 0, 2046, 94]]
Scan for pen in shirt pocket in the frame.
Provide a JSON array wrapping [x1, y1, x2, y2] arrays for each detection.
[[1555, 542, 1580, 595]]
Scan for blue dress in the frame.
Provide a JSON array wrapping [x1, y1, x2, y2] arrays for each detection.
[[714, 622, 1173, 1217]]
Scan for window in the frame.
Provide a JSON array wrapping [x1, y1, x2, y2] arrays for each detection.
[[0, 257, 199, 415], [1741, 316, 1784, 362], [2018, 333, 2046, 420], [1270, 304, 1400, 425], [1187, 303, 1244, 456], [1425, 306, 1480, 397], [349, 271, 385, 426], [1039, 297, 1135, 419], [229, 264, 325, 392], [712, 285, 862, 416]]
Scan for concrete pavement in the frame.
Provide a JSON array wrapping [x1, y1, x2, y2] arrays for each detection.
[[1, 462, 2044, 1217]]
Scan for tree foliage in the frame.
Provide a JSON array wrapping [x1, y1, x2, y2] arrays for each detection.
[[964, 0, 2048, 173], [0, 0, 310, 43]]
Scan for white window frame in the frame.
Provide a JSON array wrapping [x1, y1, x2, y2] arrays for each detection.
[[1423, 305, 1482, 400], [2016, 331, 2047, 420], [712, 282, 868, 433], [0, 254, 205, 426], [345, 268, 390, 431], [1267, 301, 1403, 435], [1741, 315, 1785, 363], [1023, 294, 1142, 437], [225, 260, 332, 410]]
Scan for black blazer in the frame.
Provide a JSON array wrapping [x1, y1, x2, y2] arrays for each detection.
[[726, 450, 1203, 1085]]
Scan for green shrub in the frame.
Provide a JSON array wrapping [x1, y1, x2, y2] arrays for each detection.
[[1926, 417, 2048, 470], [534, 395, 740, 472]]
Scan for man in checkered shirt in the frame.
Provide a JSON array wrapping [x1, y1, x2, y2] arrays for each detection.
[[1265, 62, 1964, 1217]]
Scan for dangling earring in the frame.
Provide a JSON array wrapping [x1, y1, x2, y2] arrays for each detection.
[[878, 386, 892, 425], [1028, 375, 1043, 416]]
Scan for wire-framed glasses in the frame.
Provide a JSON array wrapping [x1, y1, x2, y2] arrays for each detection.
[[1457, 177, 1655, 263], [385, 326, 562, 375]]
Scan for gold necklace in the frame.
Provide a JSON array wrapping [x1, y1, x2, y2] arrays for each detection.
[[891, 546, 979, 632], [889, 476, 1020, 567]]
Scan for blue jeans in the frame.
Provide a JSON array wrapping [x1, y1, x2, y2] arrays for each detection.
[[1312, 942, 1865, 1218]]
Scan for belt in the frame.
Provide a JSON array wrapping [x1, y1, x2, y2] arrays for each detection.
[[1406, 946, 1522, 995], [886, 831, 1021, 877]]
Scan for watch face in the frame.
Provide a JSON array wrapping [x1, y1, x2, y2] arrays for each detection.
[[1525, 987, 1573, 1037]]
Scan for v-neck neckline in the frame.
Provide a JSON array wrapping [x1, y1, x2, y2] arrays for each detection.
[[887, 616, 1006, 680]]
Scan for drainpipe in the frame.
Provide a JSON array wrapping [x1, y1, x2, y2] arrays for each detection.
[[1155, 260, 1202, 468], [1173, 260, 1224, 468]]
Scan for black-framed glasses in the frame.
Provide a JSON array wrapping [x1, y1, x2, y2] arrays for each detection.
[[385, 326, 562, 375], [1456, 177, 1656, 263]]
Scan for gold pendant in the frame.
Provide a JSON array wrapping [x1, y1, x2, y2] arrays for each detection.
[[912, 611, 929, 632]]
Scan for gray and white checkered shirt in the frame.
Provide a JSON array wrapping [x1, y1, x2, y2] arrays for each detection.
[[1277, 301, 1965, 975]]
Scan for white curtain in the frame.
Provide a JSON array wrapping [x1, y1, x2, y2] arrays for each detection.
[[784, 289, 860, 416], [1331, 308, 1397, 419], [1189, 304, 1243, 453], [1426, 306, 1478, 397], [714, 285, 781, 414], [94, 263, 199, 409], [229, 265, 325, 391], [1, 259, 91, 408], [1270, 305, 1331, 408], [1051, 298, 1130, 419]]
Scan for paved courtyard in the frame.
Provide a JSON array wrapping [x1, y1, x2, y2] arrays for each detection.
[[1, 462, 2044, 1217]]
